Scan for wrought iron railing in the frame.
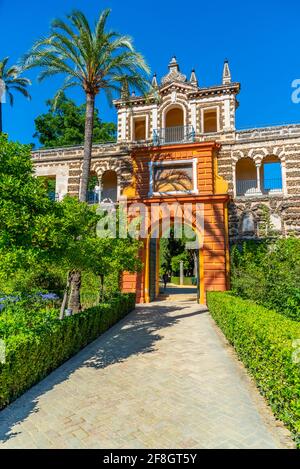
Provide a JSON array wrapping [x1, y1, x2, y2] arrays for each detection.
[[87, 191, 100, 205], [236, 178, 283, 196], [263, 177, 283, 192], [236, 180, 259, 196], [153, 125, 195, 145], [48, 192, 59, 202], [87, 189, 118, 205]]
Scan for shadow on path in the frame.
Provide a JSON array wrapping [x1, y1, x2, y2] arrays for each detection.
[[0, 303, 207, 443]]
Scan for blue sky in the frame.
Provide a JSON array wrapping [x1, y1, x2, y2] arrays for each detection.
[[1, 0, 300, 145]]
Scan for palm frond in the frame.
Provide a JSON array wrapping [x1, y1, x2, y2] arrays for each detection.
[[0, 57, 9, 73], [8, 85, 31, 99], [95, 8, 111, 42], [22, 9, 150, 101], [52, 77, 77, 109], [0, 56, 31, 107], [7, 91, 14, 106]]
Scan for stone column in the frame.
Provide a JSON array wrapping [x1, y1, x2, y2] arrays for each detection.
[[281, 160, 287, 195], [98, 179, 102, 203], [256, 163, 262, 194], [180, 261, 184, 286], [232, 162, 237, 197]]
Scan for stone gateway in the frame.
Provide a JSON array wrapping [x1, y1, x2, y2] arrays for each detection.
[[32, 57, 300, 304]]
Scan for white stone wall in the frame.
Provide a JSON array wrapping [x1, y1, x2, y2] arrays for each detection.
[[34, 164, 69, 201]]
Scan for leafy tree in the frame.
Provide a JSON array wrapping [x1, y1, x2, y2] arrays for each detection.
[[0, 134, 53, 280], [23, 8, 150, 201], [171, 251, 190, 275], [159, 226, 196, 275], [0, 57, 31, 133], [34, 94, 116, 148], [32, 197, 141, 317]]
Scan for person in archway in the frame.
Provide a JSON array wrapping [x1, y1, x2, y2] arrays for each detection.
[[94, 183, 101, 203], [162, 273, 168, 291]]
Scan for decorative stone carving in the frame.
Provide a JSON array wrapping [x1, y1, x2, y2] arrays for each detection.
[[270, 213, 282, 231], [161, 57, 187, 85], [241, 212, 255, 234]]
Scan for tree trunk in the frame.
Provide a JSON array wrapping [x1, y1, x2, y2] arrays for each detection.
[[68, 270, 82, 313], [60, 271, 71, 320], [0, 102, 2, 134], [99, 274, 104, 303], [79, 93, 95, 202]]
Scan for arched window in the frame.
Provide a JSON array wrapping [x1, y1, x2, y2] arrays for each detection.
[[235, 158, 258, 196], [260, 155, 282, 193], [102, 170, 118, 202], [87, 171, 100, 204], [164, 106, 185, 143], [133, 118, 146, 141], [203, 108, 218, 133], [165, 107, 184, 128]]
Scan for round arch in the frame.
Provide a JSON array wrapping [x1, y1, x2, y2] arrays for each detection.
[[101, 170, 118, 202], [144, 213, 204, 304], [235, 157, 257, 196], [161, 101, 187, 129], [260, 154, 283, 193]]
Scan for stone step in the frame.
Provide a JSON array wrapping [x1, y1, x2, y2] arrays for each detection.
[[157, 294, 197, 302]]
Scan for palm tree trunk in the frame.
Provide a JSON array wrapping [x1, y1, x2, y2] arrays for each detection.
[[79, 93, 95, 202], [68, 270, 82, 313], [0, 102, 2, 134]]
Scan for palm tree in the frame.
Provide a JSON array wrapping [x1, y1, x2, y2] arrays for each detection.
[[0, 57, 31, 133], [23, 9, 150, 202]]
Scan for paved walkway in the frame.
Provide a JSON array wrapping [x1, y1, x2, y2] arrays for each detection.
[[0, 303, 292, 449]]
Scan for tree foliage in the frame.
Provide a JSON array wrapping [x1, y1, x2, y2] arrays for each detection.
[[0, 134, 52, 276], [231, 238, 300, 320], [22, 8, 150, 201], [34, 94, 116, 148], [0, 135, 140, 315]]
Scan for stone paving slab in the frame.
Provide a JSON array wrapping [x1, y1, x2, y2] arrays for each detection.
[[0, 302, 293, 449]]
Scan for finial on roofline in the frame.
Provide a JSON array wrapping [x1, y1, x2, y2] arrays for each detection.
[[222, 58, 231, 84], [151, 73, 158, 88], [190, 69, 198, 87]]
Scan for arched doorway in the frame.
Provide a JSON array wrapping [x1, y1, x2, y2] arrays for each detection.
[[102, 170, 118, 202], [146, 222, 201, 303], [164, 106, 184, 143]]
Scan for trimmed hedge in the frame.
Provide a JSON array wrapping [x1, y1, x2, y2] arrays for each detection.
[[207, 292, 300, 445], [0, 293, 135, 410]]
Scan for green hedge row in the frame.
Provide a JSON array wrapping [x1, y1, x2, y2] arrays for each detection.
[[207, 291, 300, 445], [0, 293, 135, 410], [171, 276, 196, 286]]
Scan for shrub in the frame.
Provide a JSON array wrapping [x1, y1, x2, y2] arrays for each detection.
[[0, 293, 135, 410], [231, 238, 300, 320], [207, 291, 300, 446]]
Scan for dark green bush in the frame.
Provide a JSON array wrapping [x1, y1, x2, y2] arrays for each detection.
[[207, 291, 300, 445], [231, 238, 300, 320], [0, 293, 135, 410]]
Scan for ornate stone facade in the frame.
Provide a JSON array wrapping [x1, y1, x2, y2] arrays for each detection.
[[32, 57, 300, 244]]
